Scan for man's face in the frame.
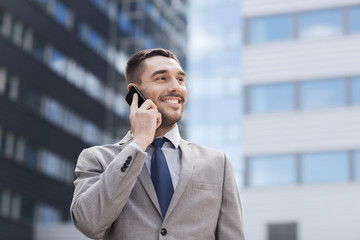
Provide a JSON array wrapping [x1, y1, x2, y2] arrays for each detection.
[[135, 56, 187, 128]]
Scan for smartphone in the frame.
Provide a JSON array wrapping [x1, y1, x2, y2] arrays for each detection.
[[125, 86, 146, 107]]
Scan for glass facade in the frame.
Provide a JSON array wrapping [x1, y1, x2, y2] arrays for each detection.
[[248, 14, 293, 44], [300, 78, 346, 109], [349, 6, 360, 33], [299, 8, 342, 39], [248, 155, 297, 187], [355, 151, 360, 181], [353, 77, 360, 105], [248, 83, 294, 113], [246, 77, 359, 114], [247, 150, 357, 187], [246, 5, 360, 44], [302, 151, 348, 183]]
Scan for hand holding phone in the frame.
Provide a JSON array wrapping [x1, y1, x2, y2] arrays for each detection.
[[125, 86, 146, 108]]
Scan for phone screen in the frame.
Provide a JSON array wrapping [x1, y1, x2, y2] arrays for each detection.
[[125, 86, 146, 107]]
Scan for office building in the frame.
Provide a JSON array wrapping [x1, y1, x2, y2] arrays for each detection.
[[241, 0, 360, 239], [187, 0, 243, 184], [0, 0, 187, 239]]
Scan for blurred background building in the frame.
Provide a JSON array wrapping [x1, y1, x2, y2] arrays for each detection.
[[0, 0, 187, 239], [241, 0, 360, 239], [186, 0, 243, 184]]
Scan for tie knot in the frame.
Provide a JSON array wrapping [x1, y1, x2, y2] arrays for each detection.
[[152, 138, 166, 148]]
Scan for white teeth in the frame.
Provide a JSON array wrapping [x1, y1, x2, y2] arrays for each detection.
[[164, 99, 179, 104]]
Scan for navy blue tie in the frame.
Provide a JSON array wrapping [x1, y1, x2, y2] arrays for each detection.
[[151, 138, 174, 217]]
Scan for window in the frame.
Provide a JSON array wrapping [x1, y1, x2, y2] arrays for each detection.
[[302, 151, 348, 183], [349, 6, 360, 33], [268, 223, 297, 240], [0, 69, 19, 101], [33, 0, 50, 10], [4, 131, 15, 158], [36, 204, 61, 223], [26, 88, 43, 114], [82, 121, 101, 144], [84, 72, 104, 100], [24, 142, 39, 169], [49, 47, 67, 76], [66, 60, 85, 89], [9, 19, 24, 46], [355, 151, 360, 181], [44, 97, 63, 126], [248, 155, 297, 187], [88, 28, 103, 53], [21, 198, 35, 223], [63, 110, 82, 136], [248, 83, 294, 113], [300, 78, 346, 109], [0, 190, 20, 220], [247, 14, 293, 44], [352, 77, 360, 105], [31, 35, 46, 62], [299, 8, 343, 39], [41, 150, 61, 178], [53, 1, 72, 28]]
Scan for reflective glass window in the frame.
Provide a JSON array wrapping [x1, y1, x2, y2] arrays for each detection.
[[24, 143, 38, 169], [26, 88, 42, 114], [34, 0, 50, 10], [82, 121, 100, 144], [355, 150, 360, 181], [31, 35, 46, 62], [248, 155, 297, 187], [44, 98, 63, 126], [53, 1, 70, 27], [41, 151, 61, 178], [88, 29, 103, 53], [21, 198, 35, 222], [248, 83, 294, 113], [352, 77, 360, 105], [302, 151, 348, 183], [63, 110, 82, 136], [299, 8, 343, 39], [49, 48, 67, 76], [248, 14, 293, 44], [349, 6, 360, 33], [37, 204, 61, 223], [300, 78, 346, 109]]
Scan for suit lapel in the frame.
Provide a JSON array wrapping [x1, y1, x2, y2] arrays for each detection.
[[165, 139, 194, 218], [119, 131, 162, 216], [137, 164, 162, 215]]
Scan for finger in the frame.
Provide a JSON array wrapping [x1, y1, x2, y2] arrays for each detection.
[[130, 93, 139, 111], [140, 99, 158, 110]]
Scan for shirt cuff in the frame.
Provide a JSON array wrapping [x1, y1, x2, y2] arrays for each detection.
[[129, 141, 144, 152]]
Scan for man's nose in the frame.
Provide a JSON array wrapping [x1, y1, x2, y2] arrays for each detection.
[[168, 77, 181, 92]]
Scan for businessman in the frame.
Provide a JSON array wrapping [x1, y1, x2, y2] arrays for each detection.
[[70, 48, 245, 239]]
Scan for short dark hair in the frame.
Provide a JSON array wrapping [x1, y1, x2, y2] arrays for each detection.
[[125, 48, 181, 85]]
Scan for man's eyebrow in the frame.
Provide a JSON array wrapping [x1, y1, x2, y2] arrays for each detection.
[[151, 69, 186, 77]]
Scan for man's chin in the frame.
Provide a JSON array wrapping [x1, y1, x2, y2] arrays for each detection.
[[160, 114, 182, 128]]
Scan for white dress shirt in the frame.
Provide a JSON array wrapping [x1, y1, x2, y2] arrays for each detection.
[[131, 125, 182, 190]]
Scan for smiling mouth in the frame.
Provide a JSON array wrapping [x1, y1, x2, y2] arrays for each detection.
[[164, 99, 180, 104]]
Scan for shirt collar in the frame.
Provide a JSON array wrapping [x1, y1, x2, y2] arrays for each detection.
[[162, 124, 181, 149]]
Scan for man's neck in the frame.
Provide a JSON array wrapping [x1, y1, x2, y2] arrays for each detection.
[[155, 124, 177, 137]]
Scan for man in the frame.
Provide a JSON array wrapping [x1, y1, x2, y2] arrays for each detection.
[[70, 48, 245, 239]]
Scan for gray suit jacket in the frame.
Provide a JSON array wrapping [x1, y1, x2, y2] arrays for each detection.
[[70, 132, 245, 240]]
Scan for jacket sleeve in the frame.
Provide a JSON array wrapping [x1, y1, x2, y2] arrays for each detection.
[[216, 154, 246, 240], [70, 144, 147, 239]]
